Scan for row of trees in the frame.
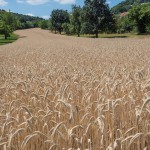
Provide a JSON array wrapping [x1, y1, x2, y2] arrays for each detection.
[[0, 10, 44, 39], [46, 0, 116, 38], [40, 0, 150, 37]]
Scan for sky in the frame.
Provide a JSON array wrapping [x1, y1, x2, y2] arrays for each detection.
[[0, 0, 124, 19]]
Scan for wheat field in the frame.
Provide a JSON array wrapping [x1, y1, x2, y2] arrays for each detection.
[[0, 28, 150, 150]]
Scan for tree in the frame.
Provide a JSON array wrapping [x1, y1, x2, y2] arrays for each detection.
[[82, 0, 114, 38], [0, 21, 12, 39], [4, 10, 18, 30], [0, 11, 14, 39], [71, 5, 82, 37], [51, 9, 69, 34], [129, 3, 150, 33]]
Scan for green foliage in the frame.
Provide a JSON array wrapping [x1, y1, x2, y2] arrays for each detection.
[[62, 23, 71, 35], [0, 23, 12, 39], [0, 9, 44, 30], [48, 19, 55, 31], [81, 22, 94, 34], [111, 0, 133, 14], [117, 15, 134, 33], [47, 0, 115, 37], [0, 9, 43, 42], [128, 3, 150, 33], [4, 11, 17, 30], [15, 13, 43, 29], [82, 0, 115, 38], [111, 0, 150, 14], [71, 5, 82, 37], [39, 20, 49, 29], [0, 12, 14, 39], [51, 9, 69, 34]]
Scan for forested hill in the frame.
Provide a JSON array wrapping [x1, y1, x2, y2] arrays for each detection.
[[111, 0, 150, 14], [0, 9, 44, 29]]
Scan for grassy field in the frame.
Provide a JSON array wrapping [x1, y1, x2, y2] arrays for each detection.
[[0, 29, 150, 150], [0, 34, 19, 45], [73, 33, 150, 38]]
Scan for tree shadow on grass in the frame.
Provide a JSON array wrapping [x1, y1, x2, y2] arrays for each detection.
[[0, 39, 16, 45], [0, 35, 19, 45], [100, 35, 128, 38], [86, 35, 128, 38], [0, 35, 27, 45]]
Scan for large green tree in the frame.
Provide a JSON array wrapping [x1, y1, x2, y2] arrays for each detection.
[[82, 0, 114, 38], [0, 22, 12, 39], [51, 9, 69, 34], [0, 11, 15, 39]]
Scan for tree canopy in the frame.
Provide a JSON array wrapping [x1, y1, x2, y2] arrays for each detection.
[[51, 9, 69, 34], [81, 0, 114, 37], [71, 5, 82, 37], [0, 11, 15, 39]]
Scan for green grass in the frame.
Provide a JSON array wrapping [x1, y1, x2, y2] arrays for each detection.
[[0, 33, 19, 45], [73, 33, 150, 38]]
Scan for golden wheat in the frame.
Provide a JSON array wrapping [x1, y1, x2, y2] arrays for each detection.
[[0, 28, 150, 150]]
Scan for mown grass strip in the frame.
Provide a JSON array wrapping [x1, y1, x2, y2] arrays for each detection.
[[0, 33, 19, 45], [73, 33, 150, 38]]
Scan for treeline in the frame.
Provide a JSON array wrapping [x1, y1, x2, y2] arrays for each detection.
[[40, 0, 150, 37], [13, 12, 44, 29], [0, 9, 44, 39], [39, 0, 115, 37], [40, 0, 115, 38], [0, 10, 44, 29]]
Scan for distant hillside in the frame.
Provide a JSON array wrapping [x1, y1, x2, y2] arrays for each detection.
[[111, 0, 150, 14], [0, 9, 44, 29], [0, 9, 44, 21]]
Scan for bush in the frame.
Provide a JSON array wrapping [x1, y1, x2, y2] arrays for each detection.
[[117, 15, 134, 33], [128, 4, 150, 33]]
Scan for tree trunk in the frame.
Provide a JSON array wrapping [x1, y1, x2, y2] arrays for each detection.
[[77, 33, 80, 37], [96, 31, 98, 38], [59, 29, 61, 34], [5, 34, 7, 40]]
